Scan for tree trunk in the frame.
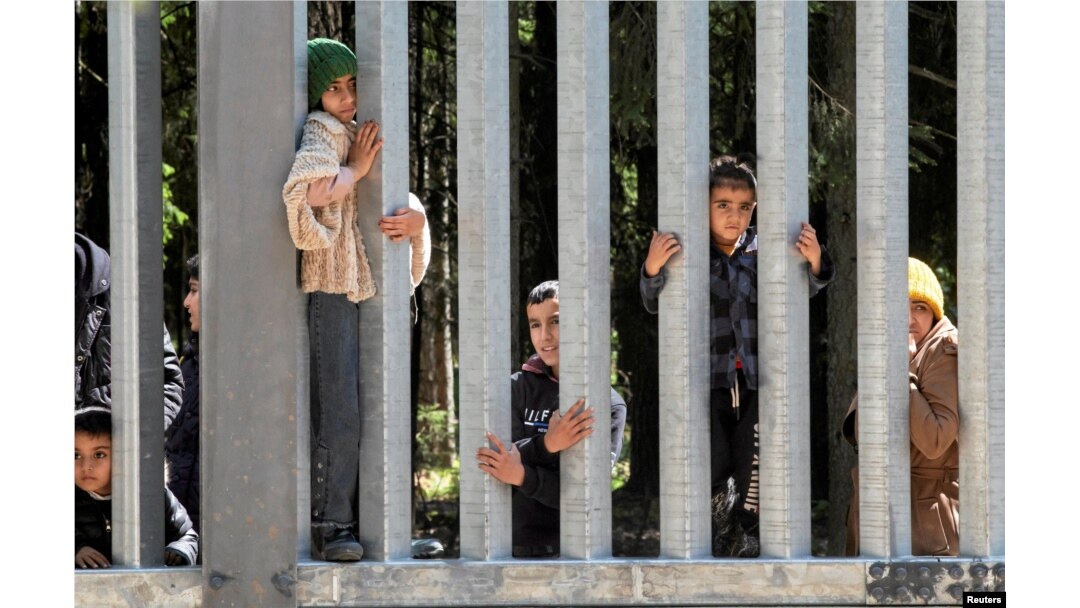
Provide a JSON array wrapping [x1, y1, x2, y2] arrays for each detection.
[[618, 144, 660, 498], [307, 1, 353, 50], [816, 1, 859, 556]]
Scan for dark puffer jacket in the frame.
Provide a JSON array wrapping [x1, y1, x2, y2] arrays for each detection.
[[75, 233, 112, 411], [75, 233, 185, 429], [75, 486, 199, 566], [166, 335, 200, 531]]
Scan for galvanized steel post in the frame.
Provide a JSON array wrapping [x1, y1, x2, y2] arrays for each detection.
[[656, 0, 711, 560], [855, 0, 911, 558], [355, 1, 413, 561], [293, 24, 314, 558], [755, 0, 812, 559], [198, 2, 304, 605], [457, 0, 514, 561], [106, 0, 165, 568], [556, 0, 613, 560], [957, 0, 1006, 559], [291, 5, 313, 561]]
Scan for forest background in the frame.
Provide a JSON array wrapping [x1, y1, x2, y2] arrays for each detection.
[[75, 1, 960, 557]]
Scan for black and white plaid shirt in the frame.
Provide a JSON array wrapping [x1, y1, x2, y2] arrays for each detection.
[[639, 226, 834, 391]]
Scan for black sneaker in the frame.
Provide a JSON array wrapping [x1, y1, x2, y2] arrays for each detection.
[[411, 537, 445, 559], [313, 529, 364, 562], [711, 479, 741, 557], [734, 522, 760, 558]]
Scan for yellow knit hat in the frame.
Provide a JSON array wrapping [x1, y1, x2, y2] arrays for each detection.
[[908, 257, 944, 320]]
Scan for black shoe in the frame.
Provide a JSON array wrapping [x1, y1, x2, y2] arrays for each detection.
[[733, 521, 760, 558], [313, 529, 364, 562], [411, 537, 445, 559], [711, 479, 741, 557]]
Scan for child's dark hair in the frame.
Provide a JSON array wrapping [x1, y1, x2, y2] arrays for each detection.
[[75, 409, 112, 439], [709, 153, 757, 193], [527, 280, 559, 306], [186, 254, 200, 280]]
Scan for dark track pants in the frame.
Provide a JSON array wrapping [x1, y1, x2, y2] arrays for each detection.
[[710, 369, 760, 519]]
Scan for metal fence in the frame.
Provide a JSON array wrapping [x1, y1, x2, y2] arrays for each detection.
[[75, 1, 1004, 606]]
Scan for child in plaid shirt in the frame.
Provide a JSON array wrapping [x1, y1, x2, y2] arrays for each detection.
[[639, 154, 834, 556]]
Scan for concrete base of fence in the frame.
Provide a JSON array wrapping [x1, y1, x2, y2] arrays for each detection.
[[74, 556, 1004, 606]]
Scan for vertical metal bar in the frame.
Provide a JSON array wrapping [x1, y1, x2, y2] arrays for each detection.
[[656, 0, 711, 560], [355, 1, 412, 562], [957, 0, 1005, 559], [106, 0, 165, 568], [292, 1, 312, 562], [755, 0, 811, 559], [556, 0, 612, 560], [855, 0, 911, 558], [198, 2, 302, 605], [457, 0, 513, 560]]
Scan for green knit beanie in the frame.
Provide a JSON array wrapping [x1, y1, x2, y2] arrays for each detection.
[[307, 38, 357, 110]]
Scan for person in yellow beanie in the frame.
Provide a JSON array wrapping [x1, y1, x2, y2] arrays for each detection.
[[843, 257, 959, 556]]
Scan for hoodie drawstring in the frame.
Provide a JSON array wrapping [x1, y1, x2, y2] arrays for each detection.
[[731, 380, 740, 421]]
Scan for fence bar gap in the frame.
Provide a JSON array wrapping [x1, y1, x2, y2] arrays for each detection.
[[656, 0, 711, 560], [855, 0, 911, 558], [197, 3, 303, 605], [957, 0, 1006, 559], [106, 0, 166, 568], [457, 0, 513, 560], [355, 0, 412, 561], [756, 0, 812, 559], [556, 0, 613, 560]]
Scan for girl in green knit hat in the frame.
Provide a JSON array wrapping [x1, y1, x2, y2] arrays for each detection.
[[282, 38, 431, 562]]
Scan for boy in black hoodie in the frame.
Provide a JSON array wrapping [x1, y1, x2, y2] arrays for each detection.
[[475, 281, 627, 557], [75, 408, 199, 568]]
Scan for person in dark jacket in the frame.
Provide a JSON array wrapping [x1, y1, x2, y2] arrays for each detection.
[[75, 233, 185, 429], [166, 254, 201, 531], [75, 233, 112, 411], [75, 408, 199, 568], [475, 281, 627, 557]]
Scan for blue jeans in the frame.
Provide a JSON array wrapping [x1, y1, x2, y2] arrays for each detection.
[[308, 292, 360, 530]]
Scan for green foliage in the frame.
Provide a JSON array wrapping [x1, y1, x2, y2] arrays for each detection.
[[158, 2, 199, 342], [415, 465, 460, 502], [609, 2, 656, 149], [908, 124, 941, 172], [415, 401, 458, 502], [161, 163, 190, 248], [517, 12, 535, 45], [415, 401, 457, 473], [611, 452, 631, 492]]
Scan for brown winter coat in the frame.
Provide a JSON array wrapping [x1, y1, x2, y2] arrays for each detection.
[[843, 316, 959, 556]]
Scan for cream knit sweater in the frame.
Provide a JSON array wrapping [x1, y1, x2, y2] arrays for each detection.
[[282, 111, 430, 302]]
